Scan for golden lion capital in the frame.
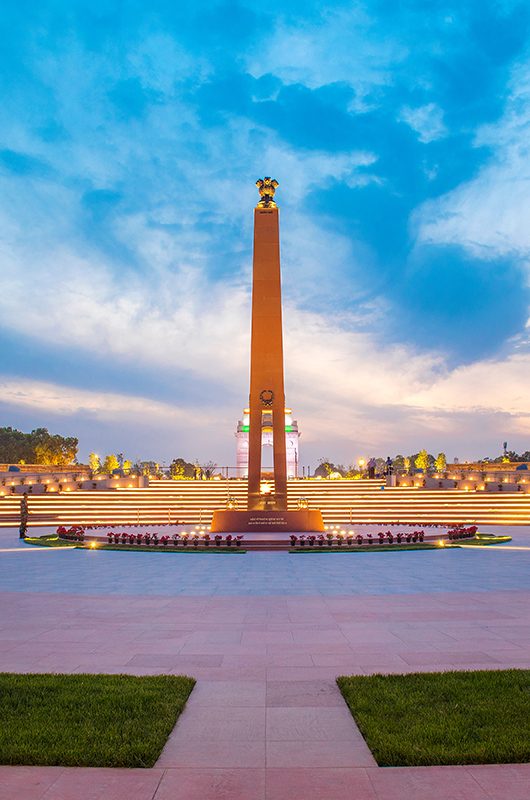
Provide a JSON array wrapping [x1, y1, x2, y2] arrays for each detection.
[[256, 177, 279, 207]]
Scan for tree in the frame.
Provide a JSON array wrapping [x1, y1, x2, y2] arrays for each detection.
[[89, 452, 101, 474], [102, 454, 120, 474], [170, 460, 185, 479], [0, 426, 77, 465], [32, 429, 78, 465], [375, 457, 386, 476], [403, 456, 411, 474], [169, 458, 195, 479], [201, 461, 218, 479], [0, 427, 30, 462], [315, 458, 335, 478], [434, 452, 447, 473], [136, 460, 163, 478], [392, 455, 405, 473], [122, 459, 132, 474], [415, 449, 429, 473]]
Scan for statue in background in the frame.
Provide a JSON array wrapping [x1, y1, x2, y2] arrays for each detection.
[[19, 493, 28, 539]]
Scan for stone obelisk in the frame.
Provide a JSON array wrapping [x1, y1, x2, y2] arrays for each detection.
[[210, 179, 324, 534], [247, 178, 287, 511]]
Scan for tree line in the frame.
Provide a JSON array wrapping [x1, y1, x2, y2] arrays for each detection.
[[316, 451, 447, 477], [88, 453, 218, 480], [3, 424, 530, 477], [317, 448, 530, 478], [0, 427, 78, 466]]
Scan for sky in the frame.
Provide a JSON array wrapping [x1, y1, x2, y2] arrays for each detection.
[[1, 0, 530, 468]]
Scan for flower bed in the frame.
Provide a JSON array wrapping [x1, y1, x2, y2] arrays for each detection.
[[56, 525, 85, 542], [289, 530, 426, 548], [447, 525, 477, 541], [56, 526, 244, 549]]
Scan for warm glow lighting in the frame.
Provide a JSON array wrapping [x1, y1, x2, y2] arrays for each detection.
[[260, 482, 272, 495], [89, 542, 97, 549], [438, 539, 445, 547]]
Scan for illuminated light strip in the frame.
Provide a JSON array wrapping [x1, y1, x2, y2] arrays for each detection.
[[0, 547, 76, 552], [3, 477, 530, 528], [457, 545, 530, 552]]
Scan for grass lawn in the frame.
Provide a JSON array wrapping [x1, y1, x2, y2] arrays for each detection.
[[337, 669, 530, 766], [0, 673, 195, 768], [448, 535, 512, 547], [24, 534, 74, 548]]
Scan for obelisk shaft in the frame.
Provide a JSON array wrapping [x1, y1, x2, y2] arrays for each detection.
[[247, 205, 288, 511]]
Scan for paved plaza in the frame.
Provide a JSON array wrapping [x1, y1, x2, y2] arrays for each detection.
[[1, 526, 530, 798]]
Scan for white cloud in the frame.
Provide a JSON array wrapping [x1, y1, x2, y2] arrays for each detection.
[[414, 63, 530, 260], [0, 377, 206, 425], [4, 297, 530, 462], [0, 241, 250, 387], [245, 8, 406, 97], [406, 351, 530, 416], [400, 103, 447, 144]]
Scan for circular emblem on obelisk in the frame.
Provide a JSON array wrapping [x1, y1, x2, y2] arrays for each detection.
[[259, 389, 274, 406]]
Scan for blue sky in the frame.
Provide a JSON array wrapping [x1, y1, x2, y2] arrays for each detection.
[[1, 0, 530, 467]]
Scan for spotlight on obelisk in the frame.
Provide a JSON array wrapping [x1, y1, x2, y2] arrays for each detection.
[[211, 179, 324, 535]]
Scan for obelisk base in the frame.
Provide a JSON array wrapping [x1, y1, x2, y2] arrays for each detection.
[[210, 509, 325, 534]]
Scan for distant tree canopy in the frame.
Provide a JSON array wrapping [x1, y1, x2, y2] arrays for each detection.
[[89, 452, 101, 473], [486, 451, 530, 463], [393, 455, 405, 472], [169, 458, 195, 480], [102, 454, 120, 474], [414, 449, 430, 473], [434, 452, 447, 472], [314, 458, 337, 478], [135, 460, 163, 478], [0, 427, 78, 466], [200, 461, 218, 479], [89, 453, 135, 476]]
